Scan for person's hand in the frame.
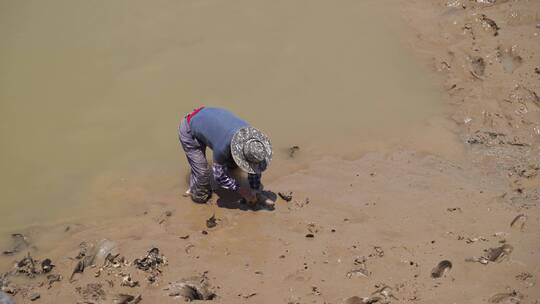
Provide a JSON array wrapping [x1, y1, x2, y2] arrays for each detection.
[[238, 186, 257, 203]]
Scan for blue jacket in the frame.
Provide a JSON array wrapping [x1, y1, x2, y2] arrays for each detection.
[[189, 107, 248, 164]]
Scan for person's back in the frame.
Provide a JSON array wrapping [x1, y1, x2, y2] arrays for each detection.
[[189, 107, 248, 164]]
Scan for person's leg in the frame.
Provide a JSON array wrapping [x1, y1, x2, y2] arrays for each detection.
[[179, 119, 212, 203]]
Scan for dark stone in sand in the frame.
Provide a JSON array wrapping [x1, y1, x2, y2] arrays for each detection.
[[278, 192, 293, 202], [305, 233, 315, 238], [41, 259, 54, 273], [29, 293, 40, 301], [206, 214, 217, 228]]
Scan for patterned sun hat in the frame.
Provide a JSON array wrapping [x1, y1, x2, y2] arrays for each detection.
[[231, 127, 272, 174]]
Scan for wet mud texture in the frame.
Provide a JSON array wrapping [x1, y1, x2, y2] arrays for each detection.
[[1, 0, 540, 303]]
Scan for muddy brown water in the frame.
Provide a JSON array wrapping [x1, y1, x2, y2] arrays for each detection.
[[0, 0, 449, 241]]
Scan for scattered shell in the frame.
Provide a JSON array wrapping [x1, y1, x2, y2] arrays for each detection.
[[431, 260, 452, 278], [362, 284, 397, 303], [133, 247, 166, 271], [465, 256, 489, 264], [346, 268, 369, 278], [13, 253, 50, 278]]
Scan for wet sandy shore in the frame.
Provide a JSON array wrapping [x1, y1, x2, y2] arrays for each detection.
[[1, 0, 539, 303]]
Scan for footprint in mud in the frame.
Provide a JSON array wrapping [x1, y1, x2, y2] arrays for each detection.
[[166, 274, 216, 301], [469, 56, 486, 79], [488, 291, 523, 304], [498, 46, 523, 73], [113, 294, 142, 304]]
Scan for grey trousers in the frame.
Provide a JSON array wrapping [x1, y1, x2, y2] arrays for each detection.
[[179, 118, 212, 203]]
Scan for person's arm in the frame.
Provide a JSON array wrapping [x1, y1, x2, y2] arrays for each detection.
[[248, 173, 262, 191]]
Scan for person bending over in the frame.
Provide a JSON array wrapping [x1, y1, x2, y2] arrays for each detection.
[[178, 106, 272, 206]]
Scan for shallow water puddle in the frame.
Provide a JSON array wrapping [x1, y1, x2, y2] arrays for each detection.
[[0, 0, 443, 235]]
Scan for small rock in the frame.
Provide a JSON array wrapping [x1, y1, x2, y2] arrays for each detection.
[[29, 293, 40, 301], [41, 259, 54, 273], [305, 233, 314, 238], [431, 260, 452, 278]]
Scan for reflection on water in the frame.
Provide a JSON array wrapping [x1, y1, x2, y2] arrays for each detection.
[[0, 0, 441, 233]]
